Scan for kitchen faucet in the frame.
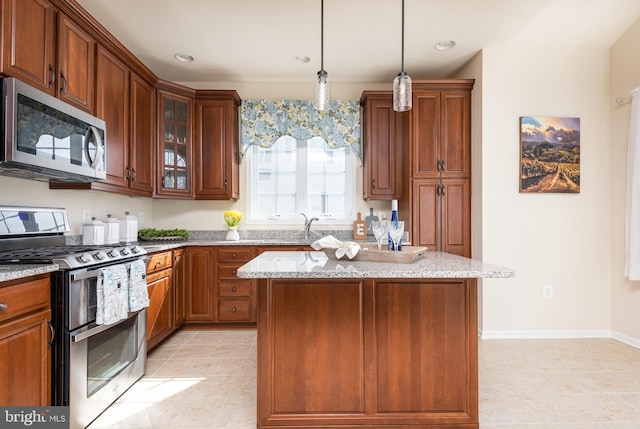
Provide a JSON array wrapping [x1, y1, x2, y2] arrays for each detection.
[[301, 213, 319, 240]]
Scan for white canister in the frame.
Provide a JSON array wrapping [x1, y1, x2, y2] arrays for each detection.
[[83, 218, 105, 245], [119, 211, 138, 243], [103, 214, 120, 245]]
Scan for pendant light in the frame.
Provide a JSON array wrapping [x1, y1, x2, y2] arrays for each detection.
[[314, 0, 331, 110], [393, 0, 412, 112]]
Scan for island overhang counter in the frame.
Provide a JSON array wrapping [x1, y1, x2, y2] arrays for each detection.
[[237, 251, 514, 429]]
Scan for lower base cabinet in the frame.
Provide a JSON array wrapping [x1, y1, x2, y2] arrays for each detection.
[[146, 249, 186, 352], [257, 277, 478, 429], [0, 274, 51, 405]]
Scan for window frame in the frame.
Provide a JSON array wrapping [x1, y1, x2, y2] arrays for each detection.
[[245, 136, 356, 226]]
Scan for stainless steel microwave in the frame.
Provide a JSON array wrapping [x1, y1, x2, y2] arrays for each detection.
[[0, 77, 106, 183]]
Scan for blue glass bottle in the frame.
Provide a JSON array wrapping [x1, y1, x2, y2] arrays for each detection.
[[388, 199, 401, 250]]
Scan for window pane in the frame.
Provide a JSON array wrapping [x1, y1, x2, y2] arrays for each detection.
[[277, 195, 296, 214], [277, 172, 296, 194], [259, 172, 276, 194]]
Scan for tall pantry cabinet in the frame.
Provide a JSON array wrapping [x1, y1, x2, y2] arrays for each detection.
[[399, 80, 474, 257]]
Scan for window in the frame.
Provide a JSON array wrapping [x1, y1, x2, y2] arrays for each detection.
[[246, 136, 354, 225]]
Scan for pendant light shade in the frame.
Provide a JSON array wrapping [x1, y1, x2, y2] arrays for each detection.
[[314, 0, 330, 110], [393, 0, 412, 112]]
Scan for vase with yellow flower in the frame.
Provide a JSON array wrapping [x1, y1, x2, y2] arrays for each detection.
[[224, 210, 242, 241]]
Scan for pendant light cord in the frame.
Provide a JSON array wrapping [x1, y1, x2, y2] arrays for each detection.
[[320, 0, 324, 72]]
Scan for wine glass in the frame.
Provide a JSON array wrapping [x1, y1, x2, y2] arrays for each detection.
[[371, 220, 389, 250], [388, 221, 404, 251]]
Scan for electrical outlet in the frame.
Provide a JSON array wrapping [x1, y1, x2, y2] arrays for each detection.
[[82, 209, 91, 222], [139, 211, 145, 224], [542, 284, 553, 299]]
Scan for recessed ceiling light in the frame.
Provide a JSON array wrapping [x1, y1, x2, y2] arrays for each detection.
[[293, 55, 311, 64], [174, 53, 194, 63], [434, 40, 456, 51]]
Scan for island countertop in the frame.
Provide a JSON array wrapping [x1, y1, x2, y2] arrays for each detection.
[[237, 250, 515, 279]]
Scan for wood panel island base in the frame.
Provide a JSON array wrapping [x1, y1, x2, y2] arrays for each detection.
[[237, 251, 514, 429]]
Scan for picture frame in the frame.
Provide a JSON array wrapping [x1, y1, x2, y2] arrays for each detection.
[[519, 116, 580, 193]]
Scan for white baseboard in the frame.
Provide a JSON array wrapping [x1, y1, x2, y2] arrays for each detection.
[[479, 329, 640, 350], [611, 331, 640, 349]]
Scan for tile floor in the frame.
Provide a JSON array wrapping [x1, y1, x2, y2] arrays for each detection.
[[87, 329, 640, 429]]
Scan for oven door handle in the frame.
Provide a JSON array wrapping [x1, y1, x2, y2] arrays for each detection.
[[70, 269, 104, 282], [71, 312, 140, 343]]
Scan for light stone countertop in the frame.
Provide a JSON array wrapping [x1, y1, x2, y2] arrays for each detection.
[[0, 264, 59, 282], [236, 250, 515, 279]]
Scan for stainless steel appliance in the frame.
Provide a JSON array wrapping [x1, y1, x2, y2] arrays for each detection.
[[0, 77, 107, 183], [0, 206, 147, 429]]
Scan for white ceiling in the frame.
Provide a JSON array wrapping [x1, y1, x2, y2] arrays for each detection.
[[76, 0, 640, 84]]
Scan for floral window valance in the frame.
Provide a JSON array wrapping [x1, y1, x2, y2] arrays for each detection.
[[240, 99, 361, 162]]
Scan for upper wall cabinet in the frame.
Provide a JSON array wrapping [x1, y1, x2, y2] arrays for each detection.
[[155, 81, 195, 199], [360, 91, 408, 200], [194, 91, 241, 200], [1, 0, 95, 113], [411, 85, 471, 179]]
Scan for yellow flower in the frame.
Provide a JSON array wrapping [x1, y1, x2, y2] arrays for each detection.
[[224, 210, 243, 227]]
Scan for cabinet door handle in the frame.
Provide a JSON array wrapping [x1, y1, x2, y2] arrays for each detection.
[[441, 184, 446, 196], [155, 261, 162, 268], [224, 178, 228, 190], [131, 168, 137, 183], [48, 64, 56, 88], [60, 72, 67, 94], [441, 160, 446, 171], [125, 167, 131, 181], [48, 320, 56, 349], [372, 178, 376, 189], [232, 269, 237, 275], [232, 253, 237, 259], [0, 302, 7, 311], [231, 307, 237, 313], [231, 287, 237, 293]]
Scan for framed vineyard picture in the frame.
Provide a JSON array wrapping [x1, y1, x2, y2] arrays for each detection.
[[519, 116, 580, 193]]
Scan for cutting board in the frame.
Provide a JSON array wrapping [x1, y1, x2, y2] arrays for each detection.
[[324, 246, 428, 263]]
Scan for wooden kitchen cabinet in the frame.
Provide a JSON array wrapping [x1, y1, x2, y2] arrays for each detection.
[[0, 274, 51, 406], [146, 251, 173, 350], [214, 247, 256, 323], [185, 247, 215, 323], [194, 91, 241, 200], [52, 48, 155, 196], [155, 81, 195, 198], [173, 248, 186, 327], [412, 178, 470, 256], [398, 80, 474, 257], [411, 84, 471, 179], [360, 91, 407, 200], [1, 0, 95, 112], [257, 277, 478, 428]]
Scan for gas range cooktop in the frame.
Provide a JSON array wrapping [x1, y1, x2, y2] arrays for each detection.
[[0, 205, 147, 270], [0, 244, 147, 270]]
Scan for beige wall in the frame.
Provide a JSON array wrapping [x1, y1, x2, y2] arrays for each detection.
[[469, 8, 616, 338], [0, 175, 153, 236], [610, 17, 640, 343]]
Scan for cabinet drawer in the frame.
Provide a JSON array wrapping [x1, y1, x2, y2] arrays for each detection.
[[0, 275, 50, 323], [147, 251, 172, 273], [217, 299, 252, 321], [218, 281, 252, 297], [217, 264, 246, 279], [216, 248, 253, 263]]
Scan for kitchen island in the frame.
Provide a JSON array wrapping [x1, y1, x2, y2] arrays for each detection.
[[237, 250, 514, 429]]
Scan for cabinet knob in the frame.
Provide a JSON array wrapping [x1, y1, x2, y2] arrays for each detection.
[[232, 269, 237, 275], [232, 253, 237, 259], [231, 307, 237, 313], [231, 287, 237, 293], [0, 302, 7, 311]]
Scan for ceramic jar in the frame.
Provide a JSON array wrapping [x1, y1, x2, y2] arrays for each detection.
[[82, 218, 105, 245], [119, 212, 138, 243], [103, 214, 120, 245]]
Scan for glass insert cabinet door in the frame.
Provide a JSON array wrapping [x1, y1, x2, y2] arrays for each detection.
[[158, 91, 192, 194]]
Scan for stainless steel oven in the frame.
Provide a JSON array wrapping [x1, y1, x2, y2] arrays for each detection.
[[0, 206, 148, 429], [52, 263, 147, 429]]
